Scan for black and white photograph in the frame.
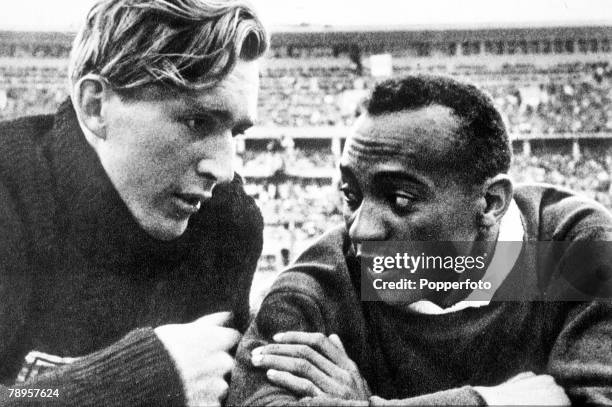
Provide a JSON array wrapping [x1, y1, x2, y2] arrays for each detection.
[[0, 0, 612, 405]]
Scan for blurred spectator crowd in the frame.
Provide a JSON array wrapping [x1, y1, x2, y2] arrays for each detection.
[[2, 61, 612, 133], [3, 58, 612, 271], [255, 62, 612, 129], [0, 65, 68, 120], [488, 64, 612, 134], [247, 146, 612, 268], [257, 65, 369, 127], [242, 147, 335, 176], [510, 149, 612, 207], [245, 180, 344, 243]]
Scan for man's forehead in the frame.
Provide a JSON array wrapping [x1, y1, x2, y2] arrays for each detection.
[[204, 60, 259, 96], [341, 105, 461, 183], [357, 105, 458, 141], [168, 60, 259, 122], [199, 60, 259, 120], [119, 60, 259, 106], [346, 106, 458, 157]]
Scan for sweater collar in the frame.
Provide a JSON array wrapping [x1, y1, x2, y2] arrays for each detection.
[[45, 100, 202, 267], [408, 200, 525, 314]]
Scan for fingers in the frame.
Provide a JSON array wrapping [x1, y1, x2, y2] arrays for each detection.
[[187, 377, 229, 407], [507, 371, 536, 382], [206, 351, 235, 378], [195, 314, 240, 350], [195, 311, 233, 327], [477, 373, 570, 407], [214, 379, 230, 405], [252, 352, 333, 392], [179, 351, 235, 407], [328, 334, 346, 353], [155, 315, 240, 356], [189, 323, 240, 351], [258, 332, 369, 400], [215, 327, 241, 350], [528, 375, 570, 406], [266, 369, 324, 398], [253, 344, 344, 377], [273, 332, 348, 368]]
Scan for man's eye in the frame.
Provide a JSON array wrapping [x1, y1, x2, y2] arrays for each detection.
[[390, 193, 414, 212], [184, 117, 215, 134], [340, 185, 361, 210]]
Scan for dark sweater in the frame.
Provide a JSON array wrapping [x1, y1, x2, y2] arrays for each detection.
[[0, 101, 263, 406], [229, 184, 612, 406]]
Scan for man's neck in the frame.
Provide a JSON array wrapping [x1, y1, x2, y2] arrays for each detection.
[[428, 230, 500, 309], [408, 199, 525, 313]]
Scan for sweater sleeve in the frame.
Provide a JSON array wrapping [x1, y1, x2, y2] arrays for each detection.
[[0, 182, 185, 406], [0, 328, 185, 407], [0, 182, 34, 382], [226, 175, 264, 332], [227, 289, 486, 407], [228, 289, 328, 406], [542, 206, 612, 404], [547, 301, 612, 405], [209, 174, 264, 332]]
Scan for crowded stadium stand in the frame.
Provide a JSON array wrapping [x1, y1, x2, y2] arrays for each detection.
[[1, 26, 612, 307]]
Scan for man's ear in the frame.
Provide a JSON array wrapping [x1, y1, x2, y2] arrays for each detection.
[[480, 174, 514, 229], [72, 74, 111, 145]]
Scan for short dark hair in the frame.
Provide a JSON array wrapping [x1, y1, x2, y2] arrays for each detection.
[[366, 75, 511, 186]]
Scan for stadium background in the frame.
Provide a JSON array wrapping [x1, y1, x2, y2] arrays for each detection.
[[1, 24, 611, 310]]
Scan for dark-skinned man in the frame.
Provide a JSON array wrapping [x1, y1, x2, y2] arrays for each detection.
[[228, 75, 612, 406]]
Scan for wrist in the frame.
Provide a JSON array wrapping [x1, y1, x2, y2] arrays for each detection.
[[33, 328, 185, 407]]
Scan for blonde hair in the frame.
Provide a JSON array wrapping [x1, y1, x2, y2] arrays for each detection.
[[68, 0, 267, 94]]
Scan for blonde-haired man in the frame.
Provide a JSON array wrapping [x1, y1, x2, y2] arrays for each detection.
[[0, 1, 267, 406]]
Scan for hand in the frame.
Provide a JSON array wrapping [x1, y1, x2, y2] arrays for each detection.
[[474, 371, 570, 406], [298, 396, 369, 406], [251, 331, 370, 401], [155, 312, 240, 407]]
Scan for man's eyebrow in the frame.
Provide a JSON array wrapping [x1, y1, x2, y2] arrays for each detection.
[[182, 100, 253, 131], [373, 171, 431, 190], [182, 101, 233, 121], [340, 163, 427, 186]]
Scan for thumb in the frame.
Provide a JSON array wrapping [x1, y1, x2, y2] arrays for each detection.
[[194, 311, 233, 327], [328, 334, 346, 353]]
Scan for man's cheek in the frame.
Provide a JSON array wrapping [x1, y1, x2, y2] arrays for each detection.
[[412, 218, 446, 241], [392, 219, 436, 241]]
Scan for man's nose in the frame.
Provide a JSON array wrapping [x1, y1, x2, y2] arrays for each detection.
[[196, 131, 234, 184], [348, 200, 387, 243]]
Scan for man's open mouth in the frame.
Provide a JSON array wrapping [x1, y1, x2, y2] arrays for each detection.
[[173, 193, 202, 213]]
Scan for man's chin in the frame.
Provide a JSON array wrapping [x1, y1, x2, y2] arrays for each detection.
[[140, 218, 189, 241]]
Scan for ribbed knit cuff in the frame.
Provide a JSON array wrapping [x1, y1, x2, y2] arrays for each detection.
[[27, 328, 185, 407]]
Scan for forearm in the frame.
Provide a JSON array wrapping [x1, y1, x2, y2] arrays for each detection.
[[239, 387, 484, 407], [228, 330, 301, 406], [369, 387, 485, 406], [548, 302, 612, 405], [0, 328, 184, 407], [228, 289, 329, 406]]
